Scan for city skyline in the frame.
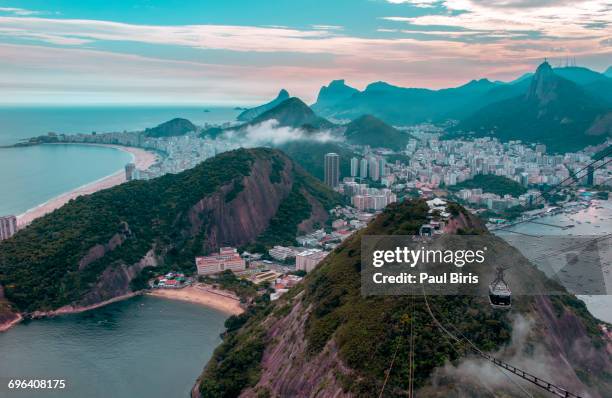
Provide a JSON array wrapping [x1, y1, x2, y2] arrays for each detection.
[[0, 0, 610, 105]]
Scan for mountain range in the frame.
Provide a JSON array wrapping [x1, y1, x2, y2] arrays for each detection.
[[0, 148, 340, 314], [454, 61, 612, 152], [307, 63, 611, 152]]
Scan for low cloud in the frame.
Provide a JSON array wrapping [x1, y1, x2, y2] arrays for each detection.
[[427, 315, 592, 397], [222, 119, 341, 147]]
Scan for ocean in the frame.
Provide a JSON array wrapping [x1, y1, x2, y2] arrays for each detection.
[[0, 296, 227, 398], [0, 106, 240, 217]]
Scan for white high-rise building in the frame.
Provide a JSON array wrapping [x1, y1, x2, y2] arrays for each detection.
[[369, 157, 380, 181], [0, 215, 17, 241], [360, 158, 368, 179], [350, 157, 359, 177]]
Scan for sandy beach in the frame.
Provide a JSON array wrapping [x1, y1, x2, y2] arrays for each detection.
[[148, 285, 244, 315], [16, 144, 158, 228]]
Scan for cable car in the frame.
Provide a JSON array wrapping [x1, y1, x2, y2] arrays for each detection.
[[489, 267, 511, 308]]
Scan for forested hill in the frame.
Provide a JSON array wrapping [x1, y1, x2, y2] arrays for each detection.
[[194, 200, 611, 398], [451, 174, 527, 197], [0, 148, 340, 314]]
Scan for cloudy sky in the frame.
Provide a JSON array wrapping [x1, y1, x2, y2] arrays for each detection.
[[0, 0, 610, 105]]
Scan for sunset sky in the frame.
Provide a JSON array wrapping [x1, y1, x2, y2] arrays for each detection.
[[1, 0, 610, 105]]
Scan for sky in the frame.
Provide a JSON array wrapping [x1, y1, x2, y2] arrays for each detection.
[[0, 0, 610, 105]]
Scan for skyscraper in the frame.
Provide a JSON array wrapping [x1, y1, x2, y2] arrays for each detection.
[[587, 165, 594, 186], [360, 158, 368, 179], [369, 157, 380, 181], [125, 162, 136, 181], [0, 215, 17, 241], [350, 157, 359, 177], [324, 153, 340, 188], [378, 157, 386, 178]]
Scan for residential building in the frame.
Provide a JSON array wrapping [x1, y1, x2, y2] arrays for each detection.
[[196, 247, 246, 275], [324, 153, 340, 188], [0, 215, 17, 241], [350, 157, 359, 177], [125, 162, 137, 181], [268, 245, 297, 261], [296, 249, 328, 272], [360, 158, 368, 179]]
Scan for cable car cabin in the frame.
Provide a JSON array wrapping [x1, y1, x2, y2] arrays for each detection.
[[489, 268, 512, 308]]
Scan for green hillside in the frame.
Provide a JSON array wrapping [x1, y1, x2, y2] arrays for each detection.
[[452, 174, 527, 197], [343, 114, 408, 150], [0, 148, 340, 313], [144, 118, 197, 137]]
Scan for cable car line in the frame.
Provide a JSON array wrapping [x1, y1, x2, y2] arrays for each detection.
[[421, 288, 584, 398]]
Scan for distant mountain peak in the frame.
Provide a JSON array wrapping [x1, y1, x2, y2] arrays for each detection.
[[250, 97, 334, 129], [312, 79, 359, 114], [237, 89, 291, 122], [527, 60, 561, 103], [537, 59, 553, 73]]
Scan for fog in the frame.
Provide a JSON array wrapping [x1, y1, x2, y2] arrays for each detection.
[[221, 119, 341, 147]]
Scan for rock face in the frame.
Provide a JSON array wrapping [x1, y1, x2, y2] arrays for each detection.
[[237, 89, 290, 122], [188, 156, 294, 251], [312, 79, 359, 115]]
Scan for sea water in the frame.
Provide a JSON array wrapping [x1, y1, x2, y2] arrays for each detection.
[[0, 106, 240, 216], [0, 296, 227, 398]]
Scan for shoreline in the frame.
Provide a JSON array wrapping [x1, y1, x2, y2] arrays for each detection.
[[147, 285, 244, 315], [0, 313, 23, 333], [0, 285, 242, 333], [16, 143, 158, 228]]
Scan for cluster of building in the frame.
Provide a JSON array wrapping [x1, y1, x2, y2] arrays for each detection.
[[349, 155, 390, 182], [386, 132, 611, 192], [152, 272, 190, 288], [340, 179, 398, 211], [455, 188, 540, 211], [0, 215, 17, 241]]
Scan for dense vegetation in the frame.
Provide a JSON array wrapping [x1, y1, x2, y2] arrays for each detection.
[[344, 114, 409, 150], [198, 294, 273, 398], [144, 118, 197, 137], [451, 174, 527, 197]]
